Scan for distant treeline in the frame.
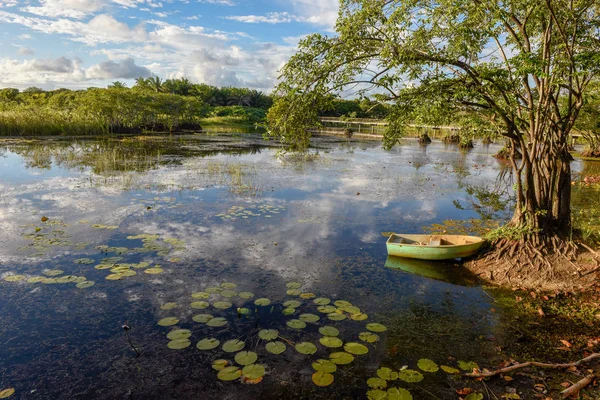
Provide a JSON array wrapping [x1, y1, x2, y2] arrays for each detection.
[[0, 77, 390, 136]]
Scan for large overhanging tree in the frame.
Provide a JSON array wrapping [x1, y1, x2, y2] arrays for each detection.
[[267, 0, 600, 256]]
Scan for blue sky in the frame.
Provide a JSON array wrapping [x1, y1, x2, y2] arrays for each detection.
[[0, 0, 339, 91]]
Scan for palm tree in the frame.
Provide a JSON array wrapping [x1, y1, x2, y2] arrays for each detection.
[[108, 81, 127, 89], [147, 76, 164, 93]]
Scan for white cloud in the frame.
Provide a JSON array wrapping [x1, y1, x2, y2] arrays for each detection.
[[17, 33, 32, 39], [225, 12, 295, 24], [21, 0, 106, 19], [291, 0, 338, 29], [0, 56, 85, 87], [0, 0, 18, 7], [198, 0, 235, 5], [16, 46, 35, 55], [86, 57, 152, 79]]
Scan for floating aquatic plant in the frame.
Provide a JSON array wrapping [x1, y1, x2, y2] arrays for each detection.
[[265, 341, 286, 355], [197, 338, 220, 350], [417, 358, 439, 373], [234, 351, 258, 366], [312, 372, 334, 387]]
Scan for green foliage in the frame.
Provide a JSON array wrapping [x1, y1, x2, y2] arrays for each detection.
[[485, 224, 539, 242]]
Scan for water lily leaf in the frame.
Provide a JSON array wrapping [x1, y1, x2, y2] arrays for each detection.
[[212, 359, 228, 371], [398, 370, 424, 383], [144, 267, 164, 274], [283, 300, 301, 308], [221, 290, 237, 298], [44, 270, 63, 276], [158, 317, 179, 327], [58, 275, 80, 283], [206, 317, 227, 327], [359, 332, 380, 343], [317, 305, 337, 313], [313, 298, 331, 305], [282, 308, 296, 316], [196, 338, 220, 350], [319, 326, 340, 336], [329, 352, 354, 365], [94, 264, 113, 270], [213, 301, 232, 310], [76, 280, 95, 289], [116, 270, 136, 277], [217, 366, 242, 381], [191, 301, 209, 309], [160, 302, 179, 310], [220, 282, 236, 289], [320, 336, 343, 348], [350, 313, 368, 321], [286, 289, 302, 296], [168, 339, 191, 350], [295, 342, 317, 355], [242, 364, 265, 380], [223, 339, 245, 353], [299, 293, 316, 299], [312, 372, 334, 387], [167, 329, 191, 340], [265, 341, 286, 355], [344, 342, 368, 355], [258, 329, 278, 341], [0, 388, 15, 399], [191, 292, 210, 299], [502, 394, 520, 399], [192, 314, 214, 323], [440, 365, 460, 374], [327, 313, 347, 321], [286, 282, 302, 289], [464, 394, 484, 400], [334, 300, 352, 308], [417, 358, 439, 373], [458, 360, 479, 371], [299, 313, 320, 323], [367, 389, 387, 400], [254, 298, 271, 306], [206, 287, 223, 294], [3, 275, 26, 282], [239, 292, 254, 299], [343, 306, 361, 314], [312, 359, 337, 373], [286, 319, 306, 329], [27, 276, 46, 283], [235, 351, 258, 366], [387, 387, 413, 400], [367, 377, 388, 389], [366, 323, 387, 333], [105, 274, 124, 281], [377, 367, 397, 381]]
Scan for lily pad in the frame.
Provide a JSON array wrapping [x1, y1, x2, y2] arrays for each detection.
[[312, 359, 337, 373], [254, 298, 271, 306], [344, 342, 369, 355], [213, 301, 232, 310], [235, 351, 258, 366], [237, 307, 251, 315], [242, 364, 265, 380], [239, 291, 254, 299], [327, 312, 347, 321], [387, 387, 413, 400], [44, 270, 64, 276], [359, 332, 380, 343], [144, 267, 164, 275], [160, 302, 179, 310], [265, 341, 286, 355], [312, 372, 334, 387], [220, 282, 236, 289], [334, 300, 352, 308], [464, 394, 484, 400], [350, 313, 368, 321], [329, 352, 354, 365], [458, 360, 479, 371], [366, 323, 387, 333], [158, 317, 179, 327], [417, 358, 439, 372], [217, 366, 242, 381], [299, 292, 316, 299], [398, 369, 424, 383], [56, 275, 80, 283], [190, 301, 209, 309], [74, 258, 94, 265], [286, 319, 306, 329], [367, 377, 388, 389], [222, 339, 245, 353], [367, 390, 387, 400], [313, 297, 331, 305], [319, 326, 340, 336], [212, 359, 228, 371], [196, 338, 220, 350], [206, 287, 223, 294], [167, 329, 191, 340], [299, 313, 320, 323], [286, 282, 302, 289], [282, 308, 296, 316], [286, 289, 302, 296], [206, 317, 227, 327], [191, 292, 210, 299], [283, 300, 301, 308], [3, 275, 26, 282], [320, 336, 343, 348], [221, 290, 237, 298], [258, 329, 278, 341], [295, 342, 317, 355], [192, 314, 214, 323], [0, 388, 15, 399], [343, 306, 361, 314], [317, 305, 337, 313], [76, 280, 95, 289], [440, 365, 460, 374], [377, 367, 398, 381], [168, 339, 191, 350], [27, 276, 46, 283]]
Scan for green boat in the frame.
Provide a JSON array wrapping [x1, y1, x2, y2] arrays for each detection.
[[384, 256, 476, 286], [386, 234, 485, 260]]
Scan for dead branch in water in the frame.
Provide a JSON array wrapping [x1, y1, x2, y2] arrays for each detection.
[[560, 374, 597, 398]]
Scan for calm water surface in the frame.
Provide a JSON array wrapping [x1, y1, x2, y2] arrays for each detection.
[[0, 135, 588, 399]]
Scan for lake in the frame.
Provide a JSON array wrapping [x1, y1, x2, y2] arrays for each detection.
[[0, 134, 590, 399]]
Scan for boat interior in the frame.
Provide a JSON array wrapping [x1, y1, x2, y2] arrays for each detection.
[[388, 234, 478, 246]]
